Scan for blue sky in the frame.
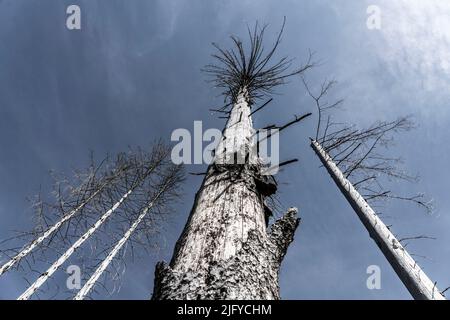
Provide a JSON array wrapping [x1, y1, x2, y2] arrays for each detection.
[[1, 0, 450, 299]]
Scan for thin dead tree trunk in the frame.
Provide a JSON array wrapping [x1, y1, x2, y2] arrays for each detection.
[[74, 198, 154, 300], [153, 88, 300, 299], [0, 156, 130, 277], [0, 185, 104, 276], [17, 150, 168, 300], [17, 189, 133, 300], [311, 139, 445, 300], [73, 171, 177, 300]]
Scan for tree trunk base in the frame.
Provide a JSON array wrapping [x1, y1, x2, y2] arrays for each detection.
[[152, 208, 300, 300]]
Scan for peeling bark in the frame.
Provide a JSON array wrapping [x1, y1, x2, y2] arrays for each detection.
[[153, 208, 299, 300], [152, 89, 300, 300]]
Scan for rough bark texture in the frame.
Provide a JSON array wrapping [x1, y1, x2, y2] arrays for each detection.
[[311, 139, 445, 300], [152, 89, 300, 299]]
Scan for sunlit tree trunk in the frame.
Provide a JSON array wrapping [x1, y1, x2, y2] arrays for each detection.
[[311, 139, 445, 300], [153, 89, 300, 300]]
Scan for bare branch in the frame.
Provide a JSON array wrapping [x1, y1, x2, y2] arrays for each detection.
[[203, 17, 315, 104]]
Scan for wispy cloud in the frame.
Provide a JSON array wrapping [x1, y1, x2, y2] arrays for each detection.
[[378, 1, 450, 92]]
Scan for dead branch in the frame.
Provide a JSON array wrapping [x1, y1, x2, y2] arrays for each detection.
[[1, 141, 184, 299], [203, 17, 315, 105]]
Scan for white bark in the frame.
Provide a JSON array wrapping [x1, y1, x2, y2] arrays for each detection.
[[153, 89, 300, 299], [311, 139, 445, 300], [17, 189, 132, 300], [73, 186, 167, 300], [0, 187, 103, 276], [174, 90, 264, 271]]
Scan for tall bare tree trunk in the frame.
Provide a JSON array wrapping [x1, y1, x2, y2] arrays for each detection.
[[73, 197, 154, 300], [153, 89, 300, 300], [73, 168, 181, 300], [311, 139, 445, 300], [0, 189, 100, 276], [17, 189, 133, 300]]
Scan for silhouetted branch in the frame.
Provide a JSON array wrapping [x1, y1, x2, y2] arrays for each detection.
[[203, 17, 315, 104], [249, 98, 273, 116]]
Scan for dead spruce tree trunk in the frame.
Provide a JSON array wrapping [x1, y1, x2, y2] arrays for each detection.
[[17, 188, 134, 300], [152, 19, 313, 300], [74, 163, 183, 300], [153, 88, 299, 300], [9, 143, 183, 300], [311, 139, 445, 300], [0, 162, 115, 276], [0, 190, 99, 276], [301, 77, 445, 299]]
